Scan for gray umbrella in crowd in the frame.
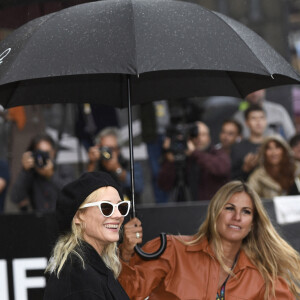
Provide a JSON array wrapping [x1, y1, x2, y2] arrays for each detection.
[[0, 0, 299, 258]]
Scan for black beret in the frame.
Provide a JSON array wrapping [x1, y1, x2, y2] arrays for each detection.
[[56, 171, 123, 234]]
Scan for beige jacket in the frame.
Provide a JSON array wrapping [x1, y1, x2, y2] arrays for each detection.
[[248, 167, 283, 199], [248, 164, 300, 199]]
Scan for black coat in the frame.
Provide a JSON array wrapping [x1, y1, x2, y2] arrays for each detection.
[[43, 242, 129, 300]]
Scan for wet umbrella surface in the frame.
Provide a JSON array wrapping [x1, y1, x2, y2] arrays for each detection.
[[0, 0, 299, 258], [0, 0, 299, 108]]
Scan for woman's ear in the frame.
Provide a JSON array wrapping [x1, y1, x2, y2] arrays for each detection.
[[74, 210, 84, 225]]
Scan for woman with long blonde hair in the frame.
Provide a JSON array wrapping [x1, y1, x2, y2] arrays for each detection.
[[118, 181, 300, 299], [43, 171, 130, 300]]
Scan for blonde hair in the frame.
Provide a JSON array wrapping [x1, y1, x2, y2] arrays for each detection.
[[45, 187, 122, 278], [185, 181, 300, 299]]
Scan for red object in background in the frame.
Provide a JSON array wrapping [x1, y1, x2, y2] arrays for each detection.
[[0, 0, 91, 29]]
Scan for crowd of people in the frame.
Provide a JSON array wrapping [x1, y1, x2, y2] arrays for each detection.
[[0, 88, 298, 299], [0, 88, 300, 214], [154, 88, 300, 202]]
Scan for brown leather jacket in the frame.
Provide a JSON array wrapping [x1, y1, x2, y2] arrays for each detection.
[[118, 236, 295, 300]]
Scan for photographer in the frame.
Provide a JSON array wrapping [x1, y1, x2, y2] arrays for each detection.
[[87, 127, 144, 202], [11, 133, 74, 212], [158, 121, 230, 201]]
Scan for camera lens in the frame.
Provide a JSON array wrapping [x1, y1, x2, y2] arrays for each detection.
[[100, 147, 112, 160]]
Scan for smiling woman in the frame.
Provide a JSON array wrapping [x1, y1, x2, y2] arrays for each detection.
[[43, 171, 130, 300], [75, 190, 130, 255], [216, 191, 254, 246], [118, 181, 300, 300]]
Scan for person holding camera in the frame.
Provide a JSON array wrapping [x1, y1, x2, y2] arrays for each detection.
[[158, 121, 230, 201], [11, 133, 74, 212], [87, 127, 144, 202]]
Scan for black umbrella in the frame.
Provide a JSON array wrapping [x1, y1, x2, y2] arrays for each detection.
[[0, 0, 299, 258]]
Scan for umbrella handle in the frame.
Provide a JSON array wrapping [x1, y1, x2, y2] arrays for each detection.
[[134, 232, 167, 260]]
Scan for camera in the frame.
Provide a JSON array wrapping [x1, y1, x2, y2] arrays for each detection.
[[165, 104, 199, 161], [99, 146, 113, 161], [166, 123, 198, 161], [32, 150, 50, 168]]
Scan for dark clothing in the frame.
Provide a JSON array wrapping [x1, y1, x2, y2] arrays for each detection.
[[146, 135, 169, 203], [0, 159, 9, 212], [140, 102, 157, 143], [11, 164, 74, 212], [141, 102, 170, 203], [230, 139, 261, 181], [75, 103, 119, 150], [158, 146, 230, 201], [44, 242, 129, 300]]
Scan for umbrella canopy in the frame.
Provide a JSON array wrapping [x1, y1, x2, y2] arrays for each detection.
[[0, 0, 299, 109], [0, 0, 299, 259]]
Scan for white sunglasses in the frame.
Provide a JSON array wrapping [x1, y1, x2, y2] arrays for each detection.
[[80, 200, 131, 218]]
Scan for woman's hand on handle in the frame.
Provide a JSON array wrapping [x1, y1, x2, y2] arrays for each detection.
[[120, 217, 143, 262]]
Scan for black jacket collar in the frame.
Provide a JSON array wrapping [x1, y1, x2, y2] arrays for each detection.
[[78, 241, 110, 276]]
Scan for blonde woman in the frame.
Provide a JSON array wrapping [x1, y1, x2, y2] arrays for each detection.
[[248, 135, 300, 199], [44, 172, 130, 300], [119, 181, 300, 299]]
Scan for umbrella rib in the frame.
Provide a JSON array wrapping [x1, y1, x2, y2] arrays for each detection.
[[1, 81, 20, 108], [208, 9, 274, 77], [225, 71, 246, 99]]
